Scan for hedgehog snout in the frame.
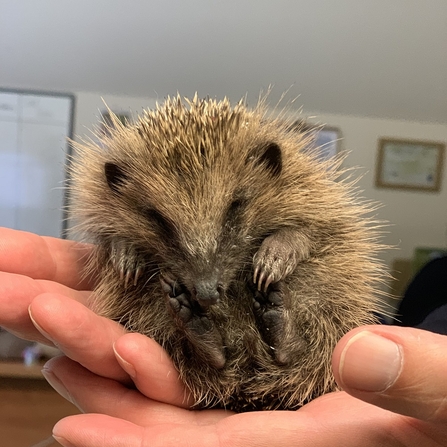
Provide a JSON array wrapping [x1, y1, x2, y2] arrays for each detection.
[[192, 278, 224, 308]]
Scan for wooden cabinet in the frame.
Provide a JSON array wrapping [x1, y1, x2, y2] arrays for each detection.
[[0, 362, 79, 447]]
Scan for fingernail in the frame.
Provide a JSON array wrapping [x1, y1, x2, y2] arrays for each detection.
[[28, 306, 54, 343], [41, 366, 73, 404], [113, 343, 136, 378], [52, 434, 75, 447], [339, 331, 403, 392]]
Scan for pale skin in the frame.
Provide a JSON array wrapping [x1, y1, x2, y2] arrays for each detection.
[[1, 227, 447, 446]]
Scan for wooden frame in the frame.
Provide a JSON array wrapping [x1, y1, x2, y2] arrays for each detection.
[[375, 138, 445, 192]]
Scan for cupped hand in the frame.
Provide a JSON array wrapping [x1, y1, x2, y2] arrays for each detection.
[[2, 228, 447, 446], [47, 326, 447, 447], [0, 227, 127, 381]]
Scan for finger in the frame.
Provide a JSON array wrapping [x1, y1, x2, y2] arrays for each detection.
[[333, 325, 447, 423], [0, 272, 89, 343], [44, 356, 227, 426], [53, 413, 306, 447], [0, 227, 94, 289], [29, 293, 128, 382], [43, 357, 187, 422], [53, 415, 161, 447], [114, 333, 194, 408], [53, 414, 233, 447]]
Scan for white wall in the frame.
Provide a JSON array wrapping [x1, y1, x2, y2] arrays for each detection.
[[73, 92, 447, 273], [312, 112, 447, 269], [73, 92, 157, 141]]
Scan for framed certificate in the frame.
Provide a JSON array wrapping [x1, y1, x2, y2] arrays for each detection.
[[375, 138, 445, 192]]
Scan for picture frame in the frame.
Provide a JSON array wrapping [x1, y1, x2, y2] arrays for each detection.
[[289, 120, 341, 163], [0, 87, 75, 237], [99, 111, 131, 137], [313, 126, 341, 162], [375, 138, 445, 192]]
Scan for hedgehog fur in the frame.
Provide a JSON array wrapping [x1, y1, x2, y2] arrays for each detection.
[[69, 94, 386, 411]]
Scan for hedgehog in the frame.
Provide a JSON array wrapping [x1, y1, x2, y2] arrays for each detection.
[[69, 94, 386, 411]]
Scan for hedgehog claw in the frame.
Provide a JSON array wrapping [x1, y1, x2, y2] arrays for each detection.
[[124, 268, 133, 289], [110, 240, 144, 288], [253, 231, 304, 292], [264, 273, 275, 292], [253, 266, 259, 285], [134, 265, 143, 287], [257, 271, 267, 291]]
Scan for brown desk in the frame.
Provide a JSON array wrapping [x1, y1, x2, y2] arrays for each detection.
[[0, 362, 79, 447]]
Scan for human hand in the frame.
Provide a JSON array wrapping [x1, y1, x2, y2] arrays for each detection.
[[2, 228, 447, 446], [0, 227, 128, 382], [46, 325, 447, 447]]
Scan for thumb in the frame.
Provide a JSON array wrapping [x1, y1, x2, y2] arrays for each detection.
[[332, 325, 447, 423]]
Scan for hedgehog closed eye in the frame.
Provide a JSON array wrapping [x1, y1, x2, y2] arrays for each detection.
[[225, 198, 246, 220], [143, 208, 177, 239]]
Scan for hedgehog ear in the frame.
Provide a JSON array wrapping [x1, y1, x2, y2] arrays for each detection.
[[104, 162, 128, 193], [252, 142, 282, 177]]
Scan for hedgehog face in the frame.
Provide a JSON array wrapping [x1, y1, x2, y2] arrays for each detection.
[[101, 137, 285, 305]]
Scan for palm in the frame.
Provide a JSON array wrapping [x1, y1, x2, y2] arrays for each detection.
[[49, 353, 447, 447]]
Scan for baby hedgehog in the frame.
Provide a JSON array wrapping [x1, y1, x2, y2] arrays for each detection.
[[70, 95, 385, 412]]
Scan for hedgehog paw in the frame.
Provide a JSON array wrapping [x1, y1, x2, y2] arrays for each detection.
[[250, 278, 308, 365], [161, 274, 226, 369], [253, 236, 298, 293], [252, 282, 292, 365], [110, 241, 144, 288]]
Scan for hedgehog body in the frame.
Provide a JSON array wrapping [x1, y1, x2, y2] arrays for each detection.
[[70, 95, 385, 411]]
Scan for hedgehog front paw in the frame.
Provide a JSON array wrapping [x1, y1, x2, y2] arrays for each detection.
[[253, 235, 298, 292], [160, 274, 226, 369], [110, 241, 144, 288]]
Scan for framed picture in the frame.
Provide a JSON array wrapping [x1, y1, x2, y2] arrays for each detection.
[[313, 126, 341, 162], [375, 138, 445, 192], [99, 111, 131, 137], [289, 120, 341, 163], [0, 88, 75, 237]]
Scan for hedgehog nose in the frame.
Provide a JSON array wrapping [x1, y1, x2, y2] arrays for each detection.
[[193, 280, 222, 307]]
